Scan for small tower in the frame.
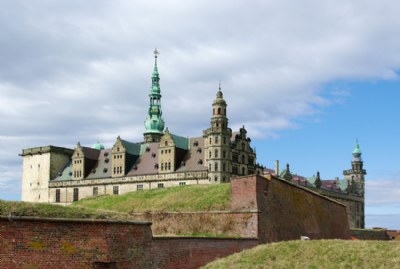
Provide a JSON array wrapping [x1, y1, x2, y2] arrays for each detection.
[[282, 163, 293, 181], [144, 49, 165, 142], [203, 84, 232, 183], [343, 141, 366, 196], [314, 171, 322, 189], [343, 140, 366, 229]]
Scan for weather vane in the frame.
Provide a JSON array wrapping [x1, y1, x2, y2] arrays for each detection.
[[154, 48, 160, 58]]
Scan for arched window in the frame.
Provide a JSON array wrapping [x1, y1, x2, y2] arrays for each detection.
[[165, 141, 168, 146], [215, 162, 218, 171], [214, 149, 218, 158], [217, 107, 221, 114], [209, 150, 212, 158]]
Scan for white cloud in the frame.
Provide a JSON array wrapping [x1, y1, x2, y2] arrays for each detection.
[[1, 0, 400, 199]]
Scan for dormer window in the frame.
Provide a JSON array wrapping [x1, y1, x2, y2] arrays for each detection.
[[165, 141, 168, 146], [152, 153, 156, 158], [146, 147, 150, 152], [198, 159, 203, 165], [193, 141, 199, 147], [197, 148, 202, 153]]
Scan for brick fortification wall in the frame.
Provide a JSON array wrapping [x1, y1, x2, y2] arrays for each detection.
[[0, 217, 258, 269], [1, 175, 350, 268], [231, 175, 350, 242]]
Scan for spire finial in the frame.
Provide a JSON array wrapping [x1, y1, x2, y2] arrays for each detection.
[[154, 48, 159, 59], [219, 80, 221, 91]]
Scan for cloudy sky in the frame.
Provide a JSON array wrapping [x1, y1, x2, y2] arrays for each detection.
[[1, 0, 399, 229]]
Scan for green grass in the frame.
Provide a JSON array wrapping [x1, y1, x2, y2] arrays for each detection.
[[0, 199, 132, 220], [73, 184, 231, 213], [202, 240, 400, 269]]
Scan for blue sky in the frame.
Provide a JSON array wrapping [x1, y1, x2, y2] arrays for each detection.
[[0, 0, 399, 229]]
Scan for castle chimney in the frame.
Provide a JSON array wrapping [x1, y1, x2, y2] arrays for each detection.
[[275, 160, 280, 175]]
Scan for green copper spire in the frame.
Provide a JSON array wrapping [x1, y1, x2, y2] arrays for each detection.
[[352, 140, 362, 157], [144, 49, 165, 138]]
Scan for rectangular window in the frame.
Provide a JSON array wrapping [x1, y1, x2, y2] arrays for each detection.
[[232, 154, 238, 162], [73, 188, 79, 202], [113, 186, 119, 195], [179, 182, 186, 186], [93, 187, 98, 196], [215, 136, 219, 144], [55, 189, 60, 203], [158, 183, 164, 188], [248, 156, 254, 165], [137, 184, 143, 191]]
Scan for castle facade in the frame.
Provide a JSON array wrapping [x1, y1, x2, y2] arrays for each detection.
[[20, 50, 365, 228], [21, 50, 263, 205]]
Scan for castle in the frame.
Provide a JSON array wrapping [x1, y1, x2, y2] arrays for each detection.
[[20, 50, 365, 229]]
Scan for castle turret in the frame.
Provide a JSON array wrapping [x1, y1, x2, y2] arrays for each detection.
[[144, 49, 165, 142], [343, 140, 366, 228], [343, 141, 366, 196], [203, 85, 232, 183]]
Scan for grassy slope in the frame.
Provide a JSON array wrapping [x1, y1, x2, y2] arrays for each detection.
[[73, 184, 231, 213], [0, 200, 132, 220], [203, 240, 400, 269]]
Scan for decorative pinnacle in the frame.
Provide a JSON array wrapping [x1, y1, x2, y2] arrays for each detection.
[[154, 48, 159, 60]]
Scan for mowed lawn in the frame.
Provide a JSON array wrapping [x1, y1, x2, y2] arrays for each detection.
[[73, 184, 231, 212], [202, 239, 400, 269]]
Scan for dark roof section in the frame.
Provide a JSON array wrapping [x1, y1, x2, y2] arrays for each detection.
[[176, 137, 207, 172], [52, 161, 73, 181], [120, 139, 141, 155], [81, 147, 101, 160], [126, 143, 159, 176], [86, 149, 112, 179], [170, 133, 189, 150]]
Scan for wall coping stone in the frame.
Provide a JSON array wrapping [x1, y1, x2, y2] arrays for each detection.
[[0, 215, 152, 225]]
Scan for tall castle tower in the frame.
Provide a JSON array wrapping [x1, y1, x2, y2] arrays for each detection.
[[144, 49, 165, 142], [343, 141, 366, 196], [343, 141, 366, 228], [203, 85, 232, 183]]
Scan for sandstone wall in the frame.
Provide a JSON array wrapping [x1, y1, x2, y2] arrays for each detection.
[[131, 211, 258, 237]]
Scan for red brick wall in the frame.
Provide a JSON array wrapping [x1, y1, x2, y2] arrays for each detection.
[[149, 237, 258, 269], [231, 175, 350, 242], [0, 217, 257, 269], [0, 217, 154, 269]]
